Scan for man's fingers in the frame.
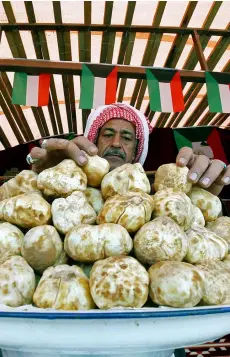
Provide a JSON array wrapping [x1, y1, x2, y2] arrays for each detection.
[[176, 147, 195, 167], [73, 136, 98, 156], [41, 138, 69, 151], [214, 164, 230, 186], [187, 155, 210, 183], [198, 160, 225, 188], [30, 147, 47, 160], [64, 141, 89, 166]]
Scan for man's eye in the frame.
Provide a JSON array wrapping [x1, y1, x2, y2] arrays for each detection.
[[123, 137, 131, 141], [104, 134, 113, 138]]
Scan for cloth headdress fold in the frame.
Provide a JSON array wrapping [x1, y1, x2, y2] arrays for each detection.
[[84, 103, 153, 165]]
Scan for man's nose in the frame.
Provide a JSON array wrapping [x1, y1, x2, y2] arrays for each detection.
[[111, 134, 121, 147]]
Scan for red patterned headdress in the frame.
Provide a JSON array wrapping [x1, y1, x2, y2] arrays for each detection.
[[84, 103, 153, 165]]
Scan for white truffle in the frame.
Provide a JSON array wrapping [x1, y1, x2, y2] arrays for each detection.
[[89, 256, 149, 309], [52, 191, 97, 235], [82, 153, 110, 187], [64, 224, 133, 262], [154, 164, 192, 193], [0, 223, 24, 264], [37, 159, 87, 197], [84, 187, 104, 214], [0, 193, 51, 229], [0, 256, 36, 307], [97, 190, 154, 233], [134, 216, 188, 265], [206, 217, 230, 251], [185, 226, 228, 264], [189, 187, 222, 222], [101, 163, 151, 200], [0, 170, 41, 202], [148, 261, 204, 308], [21, 225, 67, 273], [153, 188, 194, 230], [196, 260, 230, 305], [33, 264, 95, 310], [191, 205, 205, 227]]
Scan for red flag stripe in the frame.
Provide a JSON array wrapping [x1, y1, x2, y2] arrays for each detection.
[[105, 67, 117, 105], [38, 74, 51, 106], [170, 72, 184, 112]]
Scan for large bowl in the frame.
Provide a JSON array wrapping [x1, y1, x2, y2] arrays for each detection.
[[0, 306, 230, 356]]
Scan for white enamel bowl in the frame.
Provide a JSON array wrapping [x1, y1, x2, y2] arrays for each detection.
[[0, 306, 230, 356]]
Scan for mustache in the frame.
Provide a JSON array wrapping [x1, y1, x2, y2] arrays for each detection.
[[103, 148, 126, 160]]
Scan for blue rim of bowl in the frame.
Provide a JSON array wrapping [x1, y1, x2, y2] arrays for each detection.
[[0, 306, 230, 320]]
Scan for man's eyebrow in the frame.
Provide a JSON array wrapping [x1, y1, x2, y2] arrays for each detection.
[[120, 129, 134, 137]]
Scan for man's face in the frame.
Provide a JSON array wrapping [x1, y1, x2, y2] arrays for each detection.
[[96, 119, 137, 170]]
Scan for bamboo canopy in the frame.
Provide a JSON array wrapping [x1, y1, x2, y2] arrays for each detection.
[[0, 1, 229, 150]]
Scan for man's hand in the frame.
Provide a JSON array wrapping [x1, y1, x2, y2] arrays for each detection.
[[176, 147, 230, 196], [30, 136, 98, 173]]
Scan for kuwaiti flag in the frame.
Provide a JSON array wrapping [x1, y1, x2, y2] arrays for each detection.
[[79, 64, 117, 109], [12, 72, 51, 106], [146, 68, 184, 113], [205, 72, 230, 113]]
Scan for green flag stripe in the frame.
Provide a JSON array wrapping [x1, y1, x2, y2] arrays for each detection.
[[79, 64, 94, 109], [206, 72, 222, 113], [12, 72, 27, 105], [173, 130, 192, 151], [146, 69, 162, 112]]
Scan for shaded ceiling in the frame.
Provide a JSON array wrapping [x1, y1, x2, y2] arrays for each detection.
[[0, 1, 229, 150]]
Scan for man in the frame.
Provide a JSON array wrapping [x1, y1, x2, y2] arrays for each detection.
[[28, 103, 230, 196]]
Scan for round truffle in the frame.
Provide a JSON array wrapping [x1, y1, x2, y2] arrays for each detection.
[[0, 256, 36, 307], [185, 226, 228, 264], [191, 205, 205, 227], [82, 153, 110, 187], [52, 191, 97, 235], [196, 260, 230, 305], [37, 159, 87, 197], [97, 190, 154, 233], [101, 163, 151, 200], [148, 261, 204, 308], [0, 193, 51, 229], [0, 222, 24, 264], [189, 187, 222, 222], [33, 264, 95, 310], [89, 256, 149, 309], [153, 188, 194, 231], [64, 223, 133, 262], [206, 216, 230, 251], [153, 164, 192, 193], [134, 216, 188, 265], [84, 187, 104, 214], [21, 225, 67, 273]]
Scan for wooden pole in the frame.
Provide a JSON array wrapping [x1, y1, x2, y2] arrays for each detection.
[[0, 58, 208, 82], [192, 30, 209, 71]]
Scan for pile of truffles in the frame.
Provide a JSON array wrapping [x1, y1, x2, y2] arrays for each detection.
[[0, 157, 230, 311]]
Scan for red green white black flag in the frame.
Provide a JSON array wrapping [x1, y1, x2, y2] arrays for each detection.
[[79, 64, 117, 109], [146, 68, 184, 113], [12, 72, 51, 106]]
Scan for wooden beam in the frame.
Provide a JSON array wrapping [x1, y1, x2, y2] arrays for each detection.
[[0, 58, 211, 82], [0, 75, 32, 141], [3, 1, 48, 138], [165, 1, 223, 128], [154, 2, 198, 127], [2, 23, 230, 37], [53, 1, 73, 133], [25, 1, 58, 135], [117, 1, 136, 101], [0, 91, 24, 144], [192, 30, 209, 71], [131, 1, 166, 107], [100, 1, 114, 63], [0, 125, 11, 148]]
